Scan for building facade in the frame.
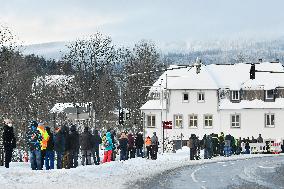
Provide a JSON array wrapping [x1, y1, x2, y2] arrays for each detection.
[[141, 61, 284, 142]]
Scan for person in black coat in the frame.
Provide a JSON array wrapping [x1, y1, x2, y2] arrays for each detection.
[[0, 124, 4, 166], [118, 132, 128, 161], [80, 127, 93, 165], [67, 125, 80, 168], [45, 126, 54, 170], [91, 129, 102, 165], [135, 132, 144, 157], [3, 119, 16, 168], [128, 132, 135, 159], [54, 125, 65, 169]]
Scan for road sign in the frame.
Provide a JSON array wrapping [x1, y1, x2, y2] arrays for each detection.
[[163, 121, 172, 129]]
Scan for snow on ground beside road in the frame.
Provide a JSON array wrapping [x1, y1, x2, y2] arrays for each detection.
[[0, 147, 282, 189]]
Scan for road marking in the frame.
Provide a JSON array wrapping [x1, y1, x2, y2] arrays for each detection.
[[258, 166, 275, 169], [217, 161, 225, 164], [191, 167, 202, 183], [201, 186, 207, 189]]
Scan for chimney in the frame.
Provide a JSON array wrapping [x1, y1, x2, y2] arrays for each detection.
[[195, 57, 201, 74]]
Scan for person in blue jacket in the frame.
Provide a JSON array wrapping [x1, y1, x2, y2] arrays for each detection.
[[26, 121, 42, 170]]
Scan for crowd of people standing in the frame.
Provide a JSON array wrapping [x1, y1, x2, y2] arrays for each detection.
[[1, 119, 160, 170], [1, 118, 275, 171], [187, 132, 265, 160]]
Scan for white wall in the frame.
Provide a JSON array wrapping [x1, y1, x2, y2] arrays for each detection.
[[220, 109, 284, 141], [143, 89, 284, 141], [144, 89, 220, 140]]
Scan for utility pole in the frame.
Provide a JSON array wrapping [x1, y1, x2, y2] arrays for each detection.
[[119, 80, 124, 130]]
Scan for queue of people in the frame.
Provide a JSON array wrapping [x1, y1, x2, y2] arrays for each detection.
[[2, 118, 270, 171], [1, 118, 161, 170], [187, 132, 265, 160]]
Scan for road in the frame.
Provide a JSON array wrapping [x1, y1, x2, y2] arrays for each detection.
[[129, 156, 284, 189]]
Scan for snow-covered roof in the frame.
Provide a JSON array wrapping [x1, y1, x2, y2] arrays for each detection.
[[151, 62, 284, 92], [206, 62, 284, 90], [50, 103, 90, 113], [219, 98, 284, 110], [34, 75, 74, 87], [140, 100, 166, 110], [150, 64, 219, 92]]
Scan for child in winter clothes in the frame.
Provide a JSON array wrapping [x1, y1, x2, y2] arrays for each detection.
[[102, 132, 113, 163]]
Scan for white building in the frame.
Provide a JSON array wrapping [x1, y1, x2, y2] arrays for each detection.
[[140, 61, 284, 142]]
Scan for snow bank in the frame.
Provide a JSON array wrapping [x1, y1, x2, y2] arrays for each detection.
[[0, 148, 282, 189]]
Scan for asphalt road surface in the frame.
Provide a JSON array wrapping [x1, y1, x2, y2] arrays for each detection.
[[129, 156, 284, 189]]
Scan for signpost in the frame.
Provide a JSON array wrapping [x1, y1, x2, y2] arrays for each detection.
[[162, 120, 172, 153], [163, 121, 173, 129]]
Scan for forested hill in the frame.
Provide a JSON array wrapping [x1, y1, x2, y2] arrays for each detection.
[[162, 38, 284, 65], [23, 38, 284, 65]]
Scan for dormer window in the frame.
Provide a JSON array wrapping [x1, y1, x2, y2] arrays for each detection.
[[182, 93, 189, 103], [231, 91, 240, 101], [265, 90, 274, 100], [197, 92, 205, 102]]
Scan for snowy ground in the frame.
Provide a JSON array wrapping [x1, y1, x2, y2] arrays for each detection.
[[0, 147, 282, 189]]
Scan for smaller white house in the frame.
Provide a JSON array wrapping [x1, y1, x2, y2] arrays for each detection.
[[141, 61, 284, 142], [50, 102, 95, 128]]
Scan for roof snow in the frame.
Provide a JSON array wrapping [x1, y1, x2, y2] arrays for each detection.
[[140, 100, 166, 110], [50, 103, 89, 113], [151, 62, 284, 92], [34, 75, 74, 87]]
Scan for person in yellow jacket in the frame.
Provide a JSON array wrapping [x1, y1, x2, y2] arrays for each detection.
[[37, 122, 49, 169]]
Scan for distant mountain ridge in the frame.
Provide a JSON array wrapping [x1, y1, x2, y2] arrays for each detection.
[[22, 38, 284, 64], [22, 41, 69, 60]]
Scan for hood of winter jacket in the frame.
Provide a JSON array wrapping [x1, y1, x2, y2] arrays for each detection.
[[106, 132, 112, 139]]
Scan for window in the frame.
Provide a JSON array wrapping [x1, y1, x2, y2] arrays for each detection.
[[265, 90, 274, 100], [231, 114, 241, 128], [231, 91, 240, 100], [189, 114, 198, 128], [174, 114, 183, 128], [182, 93, 189, 103], [265, 113, 275, 127], [147, 115, 156, 128], [204, 114, 213, 128], [197, 92, 205, 102]]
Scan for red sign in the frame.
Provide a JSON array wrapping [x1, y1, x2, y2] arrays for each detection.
[[163, 121, 173, 129]]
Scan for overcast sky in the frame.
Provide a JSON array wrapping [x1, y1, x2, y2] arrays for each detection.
[[1, 0, 284, 49]]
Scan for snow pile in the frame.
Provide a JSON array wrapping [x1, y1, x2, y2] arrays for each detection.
[[0, 147, 282, 189]]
